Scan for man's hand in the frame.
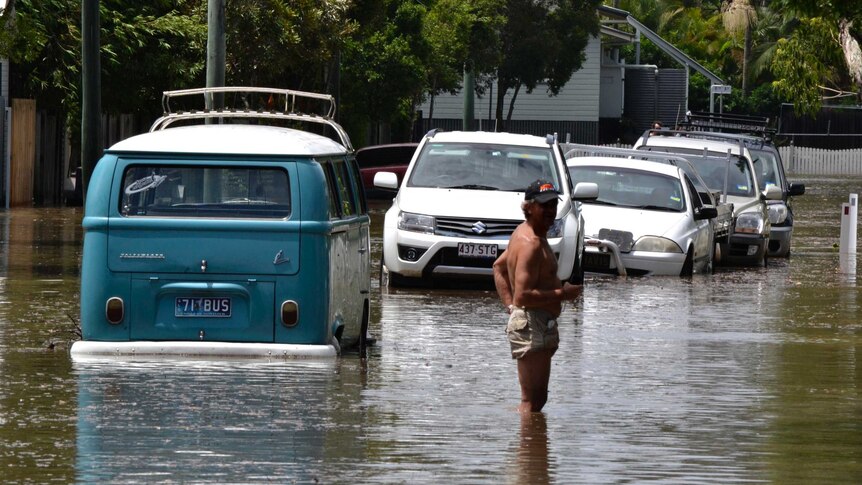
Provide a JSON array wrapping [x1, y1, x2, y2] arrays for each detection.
[[561, 282, 583, 300]]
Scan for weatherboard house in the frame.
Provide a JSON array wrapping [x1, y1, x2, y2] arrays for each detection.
[[416, 5, 726, 145]]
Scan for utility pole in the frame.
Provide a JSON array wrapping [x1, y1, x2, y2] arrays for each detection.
[[462, 65, 474, 131], [81, 0, 102, 200], [206, 0, 225, 112]]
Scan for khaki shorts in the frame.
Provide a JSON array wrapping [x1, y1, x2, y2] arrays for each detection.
[[506, 308, 559, 360]]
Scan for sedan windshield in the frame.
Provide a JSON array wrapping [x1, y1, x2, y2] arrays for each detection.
[[407, 142, 561, 192], [569, 166, 685, 212]]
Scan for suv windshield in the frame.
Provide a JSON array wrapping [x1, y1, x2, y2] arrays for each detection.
[[639, 146, 755, 197], [407, 142, 561, 191], [749, 147, 782, 191]]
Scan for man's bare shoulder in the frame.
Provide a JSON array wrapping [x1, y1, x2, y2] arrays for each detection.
[[509, 223, 541, 253]]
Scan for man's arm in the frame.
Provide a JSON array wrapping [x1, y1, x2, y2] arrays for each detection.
[[493, 249, 513, 311], [512, 238, 582, 306]]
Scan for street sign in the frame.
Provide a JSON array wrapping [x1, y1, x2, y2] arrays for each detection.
[[711, 84, 732, 95]]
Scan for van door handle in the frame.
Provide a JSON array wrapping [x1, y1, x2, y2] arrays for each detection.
[[358, 248, 368, 254]]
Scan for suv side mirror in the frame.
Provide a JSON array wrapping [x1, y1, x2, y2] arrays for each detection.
[[572, 182, 599, 201], [788, 183, 805, 196], [694, 205, 718, 220], [373, 172, 399, 190], [761, 185, 783, 201]]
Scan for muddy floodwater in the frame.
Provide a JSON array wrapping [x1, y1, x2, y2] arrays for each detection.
[[1, 176, 860, 484]]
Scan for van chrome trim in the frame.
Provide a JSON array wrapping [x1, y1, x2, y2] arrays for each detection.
[[70, 341, 337, 360]]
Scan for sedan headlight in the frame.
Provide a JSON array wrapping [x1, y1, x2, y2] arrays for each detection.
[[735, 212, 765, 234], [397, 211, 436, 234], [547, 219, 564, 238], [767, 203, 788, 224], [632, 236, 682, 253]]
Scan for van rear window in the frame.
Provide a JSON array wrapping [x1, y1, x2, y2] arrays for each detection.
[[120, 165, 291, 218]]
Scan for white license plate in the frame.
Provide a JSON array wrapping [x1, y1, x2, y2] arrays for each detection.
[[457, 242, 498, 259], [175, 297, 232, 318]]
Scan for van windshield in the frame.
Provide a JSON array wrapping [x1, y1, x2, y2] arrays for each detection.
[[120, 165, 291, 218], [407, 142, 560, 192]]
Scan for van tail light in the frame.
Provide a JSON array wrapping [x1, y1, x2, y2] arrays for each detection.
[[105, 297, 124, 324], [281, 300, 299, 327]]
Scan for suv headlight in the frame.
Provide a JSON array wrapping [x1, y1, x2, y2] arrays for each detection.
[[632, 236, 682, 253], [767, 202, 788, 224], [397, 211, 436, 234], [735, 212, 765, 234], [547, 219, 564, 238]]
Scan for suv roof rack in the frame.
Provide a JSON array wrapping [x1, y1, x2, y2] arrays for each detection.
[[641, 128, 755, 151], [149, 86, 353, 150], [680, 111, 775, 138], [563, 143, 694, 167]]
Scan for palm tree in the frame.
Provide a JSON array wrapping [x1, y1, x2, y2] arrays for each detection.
[[722, 0, 756, 95]]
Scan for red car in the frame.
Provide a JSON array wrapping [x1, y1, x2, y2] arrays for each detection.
[[355, 143, 417, 199]]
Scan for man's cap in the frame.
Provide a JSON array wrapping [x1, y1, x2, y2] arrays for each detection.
[[525, 179, 561, 204]]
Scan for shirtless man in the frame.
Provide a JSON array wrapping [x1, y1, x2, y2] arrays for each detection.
[[493, 179, 583, 413]]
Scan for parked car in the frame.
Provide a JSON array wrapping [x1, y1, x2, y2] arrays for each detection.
[[634, 132, 782, 267], [681, 132, 804, 257], [566, 154, 719, 276], [355, 143, 418, 199], [674, 114, 806, 258], [373, 130, 598, 287], [71, 87, 371, 360]]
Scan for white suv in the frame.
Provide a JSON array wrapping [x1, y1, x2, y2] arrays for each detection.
[[374, 130, 598, 287]]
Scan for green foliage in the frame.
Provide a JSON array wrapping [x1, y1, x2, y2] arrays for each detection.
[[0, 0, 205, 128], [340, 0, 429, 144], [770, 17, 844, 117], [495, 0, 600, 125], [224, 0, 354, 92]]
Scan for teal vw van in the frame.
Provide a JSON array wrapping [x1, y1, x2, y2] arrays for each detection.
[[70, 87, 371, 359]]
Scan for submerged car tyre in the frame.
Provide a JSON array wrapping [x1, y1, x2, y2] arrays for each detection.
[[680, 247, 694, 277], [569, 247, 586, 284]]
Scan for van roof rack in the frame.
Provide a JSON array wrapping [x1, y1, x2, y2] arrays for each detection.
[[149, 86, 353, 150], [680, 111, 775, 137]]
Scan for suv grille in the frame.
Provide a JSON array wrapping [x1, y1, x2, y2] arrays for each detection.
[[435, 217, 520, 238]]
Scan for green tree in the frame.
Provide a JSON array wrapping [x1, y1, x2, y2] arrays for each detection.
[[340, 0, 429, 145], [0, 1, 206, 123], [224, 0, 354, 93], [766, 0, 862, 112], [493, 0, 600, 130], [422, 0, 503, 121]]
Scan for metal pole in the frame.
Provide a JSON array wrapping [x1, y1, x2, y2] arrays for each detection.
[[463, 66, 474, 131], [81, 0, 102, 201], [206, 0, 226, 112]]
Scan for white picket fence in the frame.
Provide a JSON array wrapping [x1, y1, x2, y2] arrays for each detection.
[[779, 146, 862, 175], [586, 143, 862, 176]]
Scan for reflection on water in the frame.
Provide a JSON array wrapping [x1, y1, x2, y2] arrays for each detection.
[[74, 360, 353, 483], [510, 413, 552, 485], [0, 178, 861, 483]]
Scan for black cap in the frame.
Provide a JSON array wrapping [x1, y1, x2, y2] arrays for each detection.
[[524, 179, 561, 204]]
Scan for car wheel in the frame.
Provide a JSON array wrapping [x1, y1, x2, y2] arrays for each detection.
[[680, 246, 694, 277], [359, 300, 369, 359], [569, 246, 586, 284]]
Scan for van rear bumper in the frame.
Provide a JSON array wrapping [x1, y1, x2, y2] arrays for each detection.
[[70, 340, 338, 360]]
